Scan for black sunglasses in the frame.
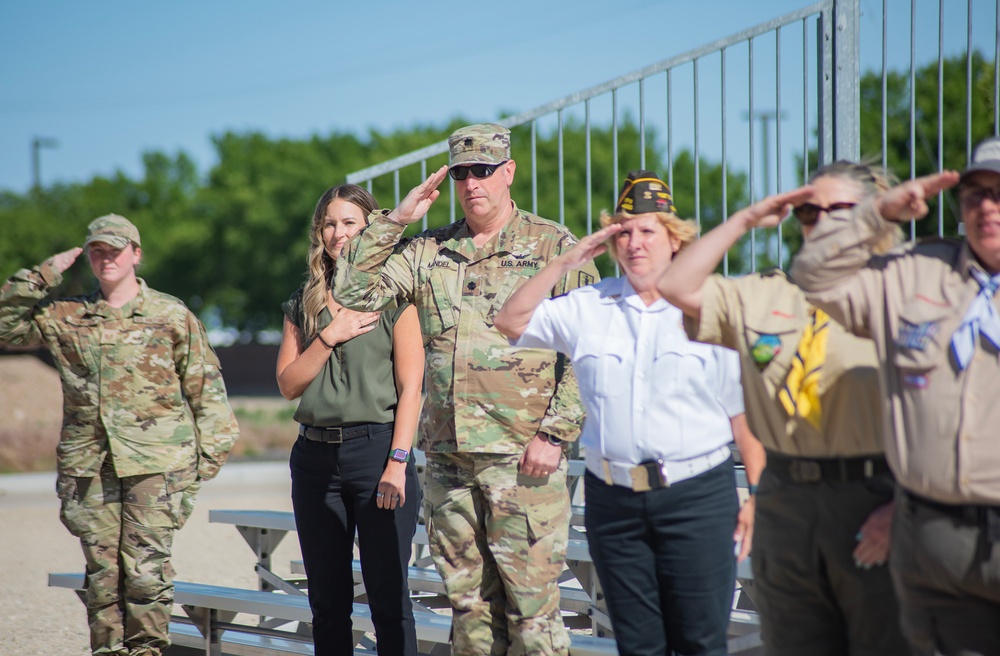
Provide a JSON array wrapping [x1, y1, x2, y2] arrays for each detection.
[[792, 202, 857, 226], [448, 162, 504, 181]]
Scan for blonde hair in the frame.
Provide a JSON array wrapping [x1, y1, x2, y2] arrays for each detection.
[[598, 209, 699, 262], [301, 185, 378, 340], [809, 160, 901, 254]]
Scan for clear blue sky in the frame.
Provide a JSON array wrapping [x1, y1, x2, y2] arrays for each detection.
[[1, 0, 994, 195]]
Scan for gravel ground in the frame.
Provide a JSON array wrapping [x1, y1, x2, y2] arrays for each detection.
[[0, 462, 299, 656]]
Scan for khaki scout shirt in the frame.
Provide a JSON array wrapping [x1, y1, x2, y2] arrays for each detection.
[[333, 202, 597, 455], [689, 269, 885, 458], [791, 199, 1000, 505], [0, 262, 239, 479]]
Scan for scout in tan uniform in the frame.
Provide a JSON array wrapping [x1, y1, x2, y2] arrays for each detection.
[[791, 140, 1000, 656], [334, 124, 596, 655], [0, 215, 239, 656], [657, 162, 909, 656]]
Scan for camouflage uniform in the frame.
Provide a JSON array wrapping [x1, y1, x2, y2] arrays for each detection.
[[334, 125, 596, 656], [0, 251, 238, 656]]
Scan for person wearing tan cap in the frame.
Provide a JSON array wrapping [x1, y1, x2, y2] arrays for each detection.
[[657, 163, 910, 656], [495, 170, 766, 656], [333, 124, 597, 655], [0, 215, 239, 656], [791, 139, 1000, 655]]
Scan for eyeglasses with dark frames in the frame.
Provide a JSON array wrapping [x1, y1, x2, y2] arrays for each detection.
[[960, 185, 1000, 206], [448, 162, 504, 181], [792, 202, 857, 226]]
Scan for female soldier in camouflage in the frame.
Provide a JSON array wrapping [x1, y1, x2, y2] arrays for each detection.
[[0, 214, 239, 656], [276, 184, 424, 655]]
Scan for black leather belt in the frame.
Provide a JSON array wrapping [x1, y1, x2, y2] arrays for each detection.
[[765, 452, 891, 484], [902, 489, 1000, 542], [299, 422, 393, 444]]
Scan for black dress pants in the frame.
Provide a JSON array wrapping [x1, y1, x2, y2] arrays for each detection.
[[584, 458, 739, 656], [289, 428, 421, 656]]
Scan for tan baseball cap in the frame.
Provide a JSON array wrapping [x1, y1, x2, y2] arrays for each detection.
[[83, 214, 141, 249]]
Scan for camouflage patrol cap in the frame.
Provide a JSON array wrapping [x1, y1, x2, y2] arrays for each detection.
[[83, 214, 141, 249], [616, 169, 677, 215], [448, 123, 511, 166]]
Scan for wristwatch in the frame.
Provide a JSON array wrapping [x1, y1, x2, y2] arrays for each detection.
[[541, 433, 563, 446], [389, 448, 409, 463]]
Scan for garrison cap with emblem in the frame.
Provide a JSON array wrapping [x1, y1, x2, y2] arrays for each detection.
[[961, 136, 1000, 183], [448, 123, 511, 166], [83, 214, 141, 249], [616, 170, 677, 215]]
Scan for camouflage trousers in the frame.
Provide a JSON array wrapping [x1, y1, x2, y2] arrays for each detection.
[[423, 453, 571, 656], [56, 458, 199, 656]]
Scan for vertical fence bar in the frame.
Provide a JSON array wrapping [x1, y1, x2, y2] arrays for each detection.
[[421, 160, 428, 230], [694, 59, 701, 233], [722, 48, 729, 276], [882, 0, 888, 171], [804, 16, 810, 184], [586, 100, 593, 236], [558, 109, 565, 225], [531, 120, 538, 215], [909, 0, 917, 239], [613, 89, 620, 206], [818, 6, 833, 165], [832, 0, 860, 161], [640, 78, 647, 169], [366, 179, 372, 194], [938, 0, 944, 236], [667, 69, 674, 190], [393, 170, 400, 207], [776, 27, 784, 268], [968, 0, 974, 164], [749, 37, 757, 271]]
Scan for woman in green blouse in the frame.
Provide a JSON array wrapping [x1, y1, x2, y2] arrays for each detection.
[[276, 184, 424, 656]]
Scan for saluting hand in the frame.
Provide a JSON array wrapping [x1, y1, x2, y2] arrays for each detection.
[[48, 247, 83, 274], [558, 223, 623, 270], [877, 171, 960, 222], [732, 186, 816, 230], [387, 165, 449, 225]]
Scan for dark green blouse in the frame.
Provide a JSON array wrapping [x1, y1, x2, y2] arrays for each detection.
[[282, 287, 408, 428]]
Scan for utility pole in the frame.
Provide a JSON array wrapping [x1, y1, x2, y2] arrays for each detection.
[[31, 136, 58, 190], [742, 111, 787, 198]]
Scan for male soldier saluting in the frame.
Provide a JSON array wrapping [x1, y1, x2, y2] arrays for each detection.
[[334, 124, 596, 655], [791, 138, 1000, 656], [0, 215, 239, 656]]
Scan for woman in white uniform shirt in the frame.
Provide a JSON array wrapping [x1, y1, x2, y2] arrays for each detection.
[[495, 170, 765, 656]]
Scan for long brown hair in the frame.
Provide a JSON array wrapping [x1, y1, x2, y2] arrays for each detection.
[[301, 184, 378, 339]]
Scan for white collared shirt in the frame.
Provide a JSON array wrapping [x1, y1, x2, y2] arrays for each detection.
[[516, 276, 744, 464]]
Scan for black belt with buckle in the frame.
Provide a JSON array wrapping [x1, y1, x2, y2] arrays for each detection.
[[765, 451, 891, 484], [299, 422, 393, 444], [903, 489, 1000, 542]]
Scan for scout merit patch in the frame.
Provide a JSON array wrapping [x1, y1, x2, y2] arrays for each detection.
[[896, 320, 939, 351], [752, 334, 781, 368]]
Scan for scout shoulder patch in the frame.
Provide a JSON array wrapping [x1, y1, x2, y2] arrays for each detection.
[[896, 320, 939, 351]]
